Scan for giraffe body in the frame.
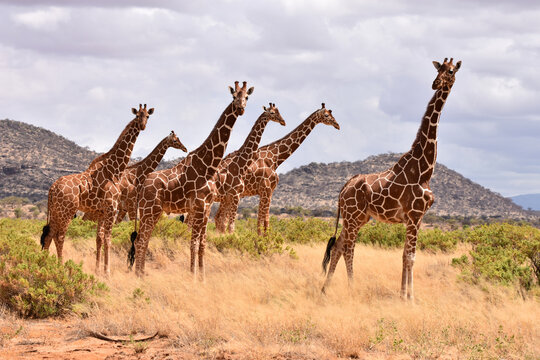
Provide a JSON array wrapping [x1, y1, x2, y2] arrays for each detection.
[[213, 103, 286, 234], [83, 131, 187, 223], [321, 59, 462, 300], [130, 82, 254, 278], [41, 105, 154, 275], [215, 103, 340, 235]]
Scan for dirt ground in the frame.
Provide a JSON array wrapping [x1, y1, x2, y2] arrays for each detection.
[[1, 319, 405, 360]]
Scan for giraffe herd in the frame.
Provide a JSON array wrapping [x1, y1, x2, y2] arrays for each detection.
[[41, 59, 461, 299]]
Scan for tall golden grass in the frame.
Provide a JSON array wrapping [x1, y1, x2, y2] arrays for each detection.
[[56, 236, 540, 360]]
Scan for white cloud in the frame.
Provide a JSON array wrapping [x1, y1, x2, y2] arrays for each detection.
[[12, 7, 70, 31], [0, 1, 539, 197]]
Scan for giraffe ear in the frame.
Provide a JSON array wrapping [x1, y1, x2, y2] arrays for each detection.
[[263, 105, 267, 111], [247, 87, 254, 95], [131, 108, 137, 115], [432, 61, 442, 70], [229, 86, 235, 95], [148, 108, 154, 115], [455, 61, 462, 71]]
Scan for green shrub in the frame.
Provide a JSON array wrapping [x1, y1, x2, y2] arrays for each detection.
[[356, 222, 406, 248], [0, 219, 106, 318], [462, 223, 540, 289], [268, 216, 335, 244], [417, 227, 465, 253]]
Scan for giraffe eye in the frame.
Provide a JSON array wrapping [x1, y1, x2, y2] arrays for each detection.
[[448, 69, 454, 74]]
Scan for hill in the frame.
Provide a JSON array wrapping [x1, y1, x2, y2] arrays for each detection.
[[0, 119, 180, 202], [511, 193, 540, 211], [0, 119, 532, 219], [240, 153, 531, 219]]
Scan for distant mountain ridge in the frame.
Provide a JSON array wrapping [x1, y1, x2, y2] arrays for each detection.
[[511, 193, 540, 211], [0, 119, 180, 201], [239, 154, 532, 219], [0, 119, 533, 219]]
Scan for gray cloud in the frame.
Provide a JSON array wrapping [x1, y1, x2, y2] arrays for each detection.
[[0, 0, 539, 197]]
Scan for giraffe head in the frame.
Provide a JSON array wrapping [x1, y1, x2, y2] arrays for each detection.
[[314, 103, 340, 130], [432, 58, 461, 90], [228, 81, 254, 115], [262, 103, 286, 126], [130, 104, 154, 130], [166, 130, 188, 152]]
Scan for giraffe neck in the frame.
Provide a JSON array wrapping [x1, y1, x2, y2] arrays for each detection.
[[411, 85, 451, 166], [128, 137, 170, 179], [236, 113, 271, 162], [186, 103, 240, 177], [98, 119, 142, 176], [261, 112, 319, 169], [393, 85, 453, 183]]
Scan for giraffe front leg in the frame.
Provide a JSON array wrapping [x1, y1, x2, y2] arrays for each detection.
[[197, 205, 211, 282], [95, 218, 104, 274], [101, 208, 116, 277], [116, 207, 128, 224], [257, 189, 272, 236], [214, 202, 227, 233], [226, 196, 240, 233], [401, 219, 419, 301]]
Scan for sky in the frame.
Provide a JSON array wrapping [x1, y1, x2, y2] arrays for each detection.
[[0, 0, 539, 197]]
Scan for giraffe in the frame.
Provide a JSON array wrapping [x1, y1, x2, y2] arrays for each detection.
[[215, 103, 340, 235], [212, 103, 286, 234], [321, 58, 462, 300], [82, 131, 187, 223], [40, 104, 154, 275], [128, 81, 254, 278]]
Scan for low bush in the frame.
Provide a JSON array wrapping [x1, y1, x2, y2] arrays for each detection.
[[454, 223, 540, 289], [0, 219, 106, 318]]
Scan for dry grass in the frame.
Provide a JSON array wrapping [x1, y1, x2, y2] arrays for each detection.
[[43, 239, 540, 359]]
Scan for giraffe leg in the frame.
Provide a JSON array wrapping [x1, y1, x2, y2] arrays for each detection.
[[226, 196, 240, 233], [51, 207, 76, 263], [134, 207, 162, 277], [257, 190, 272, 236], [343, 219, 366, 289], [321, 233, 344, 293], [214, 202, 227, 233], [95, 217, 104, 273], [401, 219, 420, 301], [197, 205, 212, 282], [101, 207, 116, 277], [116, 208, 128, 224], [189, 204, 207, 280]]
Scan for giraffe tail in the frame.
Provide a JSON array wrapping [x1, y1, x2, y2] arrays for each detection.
[[322, 205, 341, 274], [41, 187, 53, 249], [40, 224, 50, 250], [127, 231, 137, 269]]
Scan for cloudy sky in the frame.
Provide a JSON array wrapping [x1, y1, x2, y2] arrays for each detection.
[[0, 0, 539, 197]]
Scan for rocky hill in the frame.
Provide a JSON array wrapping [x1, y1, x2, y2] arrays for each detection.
[[239, 154, 531, 219], [0, 119, 180, 201], [0, 119, 532, 219]]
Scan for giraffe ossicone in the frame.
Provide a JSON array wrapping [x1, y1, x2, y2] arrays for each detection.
[[321, 58, 462, 301]]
